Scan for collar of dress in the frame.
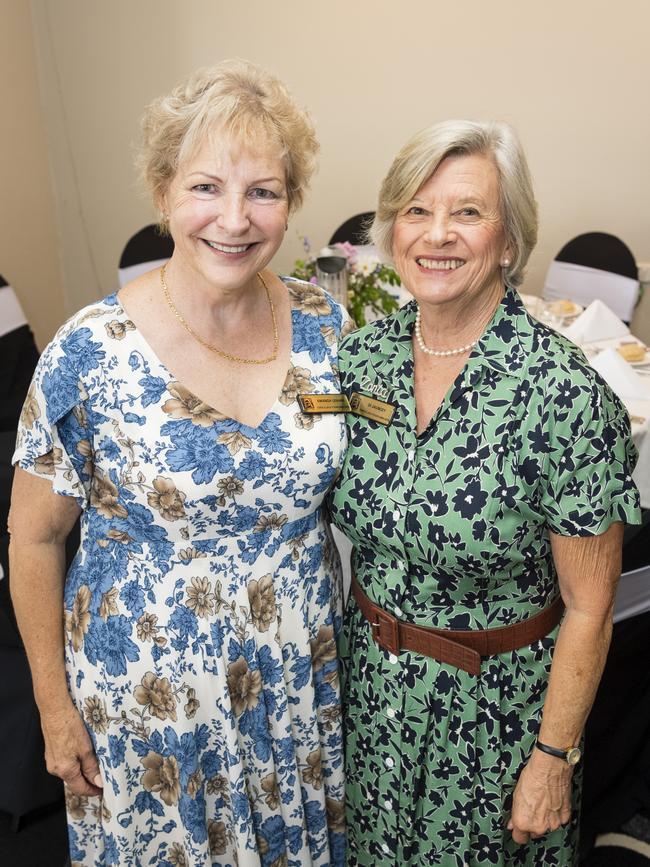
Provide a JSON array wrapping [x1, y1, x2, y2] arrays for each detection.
[[367, 284, 535, 385]]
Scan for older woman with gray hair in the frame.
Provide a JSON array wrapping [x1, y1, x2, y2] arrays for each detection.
[[330, 120, 640, 865], [9, 60, 350, 865]]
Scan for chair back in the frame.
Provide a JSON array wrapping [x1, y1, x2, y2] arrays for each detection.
[[329, 212, 375, 246], [118, 224, 174, 287], [543, 232, 639, 322]]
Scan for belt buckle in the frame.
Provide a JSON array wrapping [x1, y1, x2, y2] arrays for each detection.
[[371, 608, 400, 656]]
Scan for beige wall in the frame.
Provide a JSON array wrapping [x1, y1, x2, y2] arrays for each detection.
[[0, 0, 65, 347], [9, 0, 650, 342]]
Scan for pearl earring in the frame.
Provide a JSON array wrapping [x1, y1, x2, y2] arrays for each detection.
[[501, 258, 510, 267]]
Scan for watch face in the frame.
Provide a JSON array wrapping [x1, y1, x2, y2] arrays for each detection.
[[566, 747, 581, 765]]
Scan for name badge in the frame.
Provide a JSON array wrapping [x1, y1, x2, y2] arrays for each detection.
[[298, 393, 351, 414], [349, 392, 395, 425]]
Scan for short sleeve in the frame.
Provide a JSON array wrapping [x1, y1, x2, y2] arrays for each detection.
[[12, 336, 93, 506], [540, 374, 641, 536]]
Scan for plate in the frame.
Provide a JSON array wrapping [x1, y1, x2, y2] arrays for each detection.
[[547, 299, 583, 319], [616, 342, 650, 366]]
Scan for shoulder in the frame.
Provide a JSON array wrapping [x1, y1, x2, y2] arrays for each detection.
[[35, 294, 123, 387], [524, 319, 627, 421], [340, 302, 413, 359], [280, 275, 353, 337]]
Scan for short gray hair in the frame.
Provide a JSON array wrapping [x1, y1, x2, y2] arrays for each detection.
[[139, 59, 319, 222], [371, 120, 538, 288]]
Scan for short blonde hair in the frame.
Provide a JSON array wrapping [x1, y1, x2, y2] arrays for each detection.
[[371, 120, 538, 288], [139, 59, 318, 219]]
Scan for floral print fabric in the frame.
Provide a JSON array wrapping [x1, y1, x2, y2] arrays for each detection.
[[14, 278, 351, 867], [330, 287, 640, 866]]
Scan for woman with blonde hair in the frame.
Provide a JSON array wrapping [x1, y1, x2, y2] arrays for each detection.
[[10, 60, 350, 865]]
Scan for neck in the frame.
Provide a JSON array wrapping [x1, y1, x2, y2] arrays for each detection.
[[417, 278, 505, 350], [163, 255, 267, 325]]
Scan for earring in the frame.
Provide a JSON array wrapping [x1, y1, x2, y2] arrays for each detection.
[[501, 258, 511, 267]]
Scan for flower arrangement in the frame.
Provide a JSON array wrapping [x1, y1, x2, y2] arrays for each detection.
[[291, 239, 401, 326]]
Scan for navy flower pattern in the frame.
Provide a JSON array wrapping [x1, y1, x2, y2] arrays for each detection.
[[14, 278, 352, 866], [330, 286, 640, 866]]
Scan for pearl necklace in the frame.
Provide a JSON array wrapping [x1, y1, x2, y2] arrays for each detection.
[[414, 306, 477, 357]]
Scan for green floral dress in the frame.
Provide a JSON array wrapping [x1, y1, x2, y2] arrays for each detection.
[[329, 287, 640, 866]]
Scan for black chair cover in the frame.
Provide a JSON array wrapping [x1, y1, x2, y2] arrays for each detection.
[[329, 212, 375, 246]]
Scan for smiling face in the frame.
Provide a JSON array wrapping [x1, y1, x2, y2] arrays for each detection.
[[161, 130, 289, 293], [391, 152, 511, 310]]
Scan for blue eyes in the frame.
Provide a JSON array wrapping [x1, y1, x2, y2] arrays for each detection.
[[404, 206, 480, 218], [250, 188, 278, 200], [192, 184, 278, 200]]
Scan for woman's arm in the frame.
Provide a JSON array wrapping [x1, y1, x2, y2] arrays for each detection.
[[8, 467, 102, 797], [508, 521, 623, 844]]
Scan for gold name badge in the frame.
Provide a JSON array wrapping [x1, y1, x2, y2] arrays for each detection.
[[298, 393, 351, 414], [349, 392, 395, 425]]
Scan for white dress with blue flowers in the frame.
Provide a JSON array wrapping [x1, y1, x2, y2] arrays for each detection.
[[13, 278, 350, 867]]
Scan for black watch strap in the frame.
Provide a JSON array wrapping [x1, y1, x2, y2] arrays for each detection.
[[535, 739, 581, 765], [535, 739, 567, 760]]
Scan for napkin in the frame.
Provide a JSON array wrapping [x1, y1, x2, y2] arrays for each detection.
[[590, 348, 650, 401], [562, 299, 629, 344]]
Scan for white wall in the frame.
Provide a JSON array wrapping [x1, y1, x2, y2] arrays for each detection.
[[12, 0, 650, 341]]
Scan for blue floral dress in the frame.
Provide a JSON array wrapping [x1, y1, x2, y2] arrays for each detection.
[[13, 278, 351, 867]]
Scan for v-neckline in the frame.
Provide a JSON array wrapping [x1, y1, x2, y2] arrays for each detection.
[[112, 290, 295, 431]]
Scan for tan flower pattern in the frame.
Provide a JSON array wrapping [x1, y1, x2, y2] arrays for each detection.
[[302, 750, 324, 790], [106, 528, 132, 544], [218, 430, 253, 455], [326, 797, 346, 833], [247, 574, 277, 632], [146, 476, 186, 521], [253, 513, 287, 533], [99, 587, 119, 620], [65, 585, 91, 651], [187, 768, 202, 798], [217, 476, 244, 499], [184, 687, 200, 719], [178, 546, 207, 561], [288, 283, 331, 316], [227, 656, 262, 715], [167, 842, 188, 866], [310, 624, 337, 672], [136, 612, 159, 642], [91, 470, 127, 518], [141, 752, 181, 806], [19, 386, 40, 428], [208, 819, 228, 855], [185, 576, 216, 618], [83, 696, 109, 734], [261, 773, 281, 809], [206, 773, 229, 798], [134, 672, 178, 721], [34, 447, 62, 476], [294, 412, 321, 430], [280, 365, 312, 405], [105, 319, 135, 340], [65, 790, 88, 820], [162, 382, 224, 427]]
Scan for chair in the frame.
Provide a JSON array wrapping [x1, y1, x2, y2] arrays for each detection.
[[0, 278, 65, 826], [329, 212, 375, 246], [542, 232, 639, 323], [118, 224, 174, 287]]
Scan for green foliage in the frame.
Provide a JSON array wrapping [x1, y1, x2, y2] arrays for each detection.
[[290, 246, 400, 326]]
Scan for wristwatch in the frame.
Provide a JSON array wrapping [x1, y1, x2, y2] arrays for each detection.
[[535, 739, 582, 765]]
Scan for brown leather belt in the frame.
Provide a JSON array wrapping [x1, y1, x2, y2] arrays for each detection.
[[351, 575, 564, 676]]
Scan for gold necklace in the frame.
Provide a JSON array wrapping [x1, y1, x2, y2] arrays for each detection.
[[160, 264, 279, 365]]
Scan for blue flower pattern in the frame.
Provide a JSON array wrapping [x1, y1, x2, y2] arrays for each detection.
[[14, 278, 351, 866]]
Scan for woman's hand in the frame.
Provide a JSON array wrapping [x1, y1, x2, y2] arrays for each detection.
[[507, 749, 572, 844], [41, 700, 103, 797]]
